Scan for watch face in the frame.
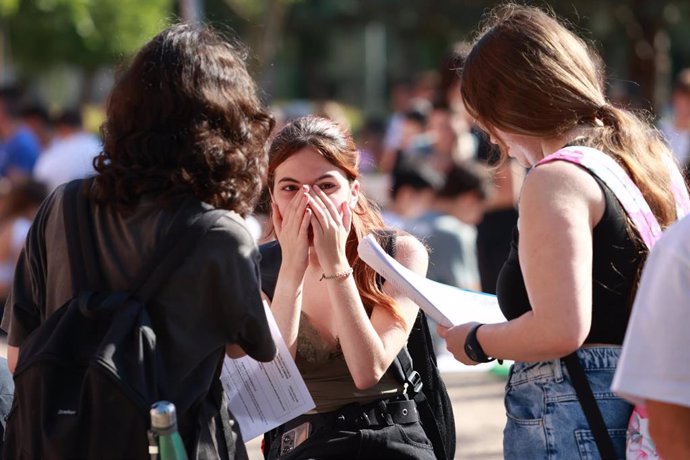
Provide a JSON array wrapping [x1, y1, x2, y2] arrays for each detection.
[[464, 342, 479, 362]]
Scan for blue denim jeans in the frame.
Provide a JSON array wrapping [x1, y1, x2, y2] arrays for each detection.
[[0, 357, 14, 443], [503, 347, 632, 460]]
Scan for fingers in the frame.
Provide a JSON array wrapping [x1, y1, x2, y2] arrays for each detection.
[[308, 185, 346, 234], [312, 185, 340, 221], [437, 325, 449, 338], [299, 207, 312, 238], [280, 189, 309, 236], [306, 194, 328, 233], [285, 186, 310, 224]]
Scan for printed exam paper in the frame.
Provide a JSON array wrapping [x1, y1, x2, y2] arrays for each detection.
[[221, 301, 315, 441]]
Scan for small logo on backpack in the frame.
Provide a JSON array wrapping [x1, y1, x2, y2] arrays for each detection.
[[57, 409, 77, 415]]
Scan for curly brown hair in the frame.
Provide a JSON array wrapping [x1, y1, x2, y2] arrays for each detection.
[[91, 23, 274, 215]]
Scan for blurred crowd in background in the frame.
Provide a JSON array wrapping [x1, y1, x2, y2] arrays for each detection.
[[1, 1, 690, 353]]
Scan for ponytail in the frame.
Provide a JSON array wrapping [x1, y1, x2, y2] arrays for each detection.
[[591, 105, 679, 228]]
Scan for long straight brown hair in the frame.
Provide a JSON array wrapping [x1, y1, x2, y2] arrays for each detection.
[[267, 116, 404, 324], [461, 4, 679, 229]]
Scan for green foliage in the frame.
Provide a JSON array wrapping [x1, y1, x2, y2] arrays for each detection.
[[5, 0, 173, 72], [223, 0, 303, 22], [0, 0, 18, 16]]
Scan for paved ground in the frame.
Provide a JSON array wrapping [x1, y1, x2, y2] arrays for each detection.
[[244, 369, 508, 460]]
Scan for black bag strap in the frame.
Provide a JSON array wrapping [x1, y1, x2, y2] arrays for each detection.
[[562, 353, 617, 460], [63, 179, 103, 292], [62, 179, 225, 302]]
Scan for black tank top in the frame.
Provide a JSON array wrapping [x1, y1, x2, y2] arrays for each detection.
[[496, 175, 644, 345]]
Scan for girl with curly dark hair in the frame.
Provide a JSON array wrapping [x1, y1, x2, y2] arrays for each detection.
[[2, 23, 276, 459], [92, 23, 273, 214]]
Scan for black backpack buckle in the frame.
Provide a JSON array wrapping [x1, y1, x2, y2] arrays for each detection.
[[406, 371, 423, 394]]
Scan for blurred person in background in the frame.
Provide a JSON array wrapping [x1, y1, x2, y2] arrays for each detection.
[[407, 160, 492, 291], [381, 78, 413, 164], [406, 103, 478, 175], [0, 87, 40, 183], [33, 109, 101, 192], [381, 155, 442, 230], [19, 104, 53, 150], [660, 68, 690, 178], [0, 179, 47, 310], [355, 117, 387, 173], [475, 151, 522, 294], [436, 41, 521, 294], [380, 91, 431, 173], [438, 5, 686, 459]]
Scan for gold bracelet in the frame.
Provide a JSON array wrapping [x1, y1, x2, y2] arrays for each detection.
[[319, 267, 354, 282]]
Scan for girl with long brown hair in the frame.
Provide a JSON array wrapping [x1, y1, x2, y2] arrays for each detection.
[[260, 115, 435, 459], [438, 4, 687, 459]]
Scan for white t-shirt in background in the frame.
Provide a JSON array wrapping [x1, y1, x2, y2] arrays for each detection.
[[612, 214, 690, 408], [34, 132, 102, 192]]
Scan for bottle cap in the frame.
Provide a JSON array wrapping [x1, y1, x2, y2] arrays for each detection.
[[150, 401, 177, 432]]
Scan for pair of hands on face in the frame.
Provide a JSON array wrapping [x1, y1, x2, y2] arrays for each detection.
[[437, 322, 481, 366], [272, 184, 352, 276]]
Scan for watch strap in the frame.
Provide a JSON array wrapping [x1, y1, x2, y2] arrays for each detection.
[[464, 323, 494, 363]]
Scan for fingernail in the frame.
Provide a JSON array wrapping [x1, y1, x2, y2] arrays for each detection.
[[303, 184, 309, 191], [313, 184, 320, 190]]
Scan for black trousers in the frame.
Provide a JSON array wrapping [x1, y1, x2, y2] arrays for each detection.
[[265, 396, 436, 460]]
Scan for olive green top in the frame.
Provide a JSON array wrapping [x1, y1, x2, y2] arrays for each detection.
[[295, 313, 403, 413]]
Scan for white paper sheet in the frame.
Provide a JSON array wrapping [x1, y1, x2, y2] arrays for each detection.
[[221, 301, 315, 441], [357, 234, 505, 328]]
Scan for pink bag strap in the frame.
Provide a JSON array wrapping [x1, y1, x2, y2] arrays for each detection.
[[536, 146, 690, 249]]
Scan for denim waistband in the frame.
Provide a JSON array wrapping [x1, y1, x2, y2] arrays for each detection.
[[509, 346, 622, 386]]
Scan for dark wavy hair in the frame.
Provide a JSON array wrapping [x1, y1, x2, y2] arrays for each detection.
[[91, 23, 274, 214]]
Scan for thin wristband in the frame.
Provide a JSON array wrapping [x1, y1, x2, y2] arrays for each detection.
[[319, 267, 353, 281]]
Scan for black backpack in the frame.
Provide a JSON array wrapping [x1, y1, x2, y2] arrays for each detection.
[[258, 231, 456, 460], [3, 180, 227, 459]]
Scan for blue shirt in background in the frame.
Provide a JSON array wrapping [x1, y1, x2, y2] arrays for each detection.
[[0, 126, 40, 177]]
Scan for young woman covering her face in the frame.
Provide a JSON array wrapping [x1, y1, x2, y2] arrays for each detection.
[[262, 116, 436, 460], [438, 4, 685, 459]]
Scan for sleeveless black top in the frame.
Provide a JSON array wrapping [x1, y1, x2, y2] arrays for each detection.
[[496, 175, 644, 345]]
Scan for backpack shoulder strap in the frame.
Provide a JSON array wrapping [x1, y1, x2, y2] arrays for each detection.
[[537, 146, 667, 248], [62, 179, 105, 293], [380, 230, 426, 396]]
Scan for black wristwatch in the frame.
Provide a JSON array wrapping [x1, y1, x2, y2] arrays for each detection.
[[464, 323, 495, 363]]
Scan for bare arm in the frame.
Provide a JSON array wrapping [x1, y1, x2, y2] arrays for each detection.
[[647, 400, 690, 460], [329, 234, 427, 389], [267, 189, 312, 358], [441, 161, 605, 363], [7, 345, 18, 374]]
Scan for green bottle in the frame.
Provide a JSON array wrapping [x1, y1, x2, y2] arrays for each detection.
[[150, 401, 189, 460]]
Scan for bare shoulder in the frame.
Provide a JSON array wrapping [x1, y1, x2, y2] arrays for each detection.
[[520, 160, 605, 228], [391, 232, 428, 274], [523, 160, 602, 199]]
